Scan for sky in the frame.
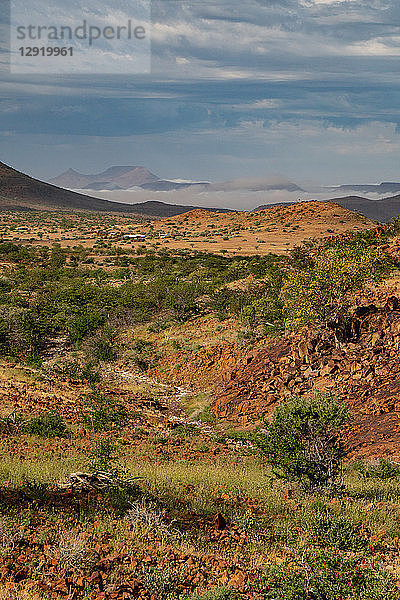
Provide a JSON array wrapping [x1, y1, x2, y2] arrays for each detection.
[[2, 0, 400, 209]]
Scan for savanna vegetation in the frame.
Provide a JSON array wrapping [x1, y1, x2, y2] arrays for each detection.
[[0, 212, 399, 598]]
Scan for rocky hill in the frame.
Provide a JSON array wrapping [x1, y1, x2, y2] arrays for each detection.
[[125, 201, 375, 255], [212, 291, 400, 458]]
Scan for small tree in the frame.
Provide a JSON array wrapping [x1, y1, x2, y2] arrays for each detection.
[[253, 392, 349, 491], [282, 244, 389, 330]]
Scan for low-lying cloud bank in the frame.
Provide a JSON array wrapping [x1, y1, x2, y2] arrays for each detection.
[[74, 176, 397, 212]]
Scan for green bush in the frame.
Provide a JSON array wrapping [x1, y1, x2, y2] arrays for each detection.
[[87, 439, 120, 473], [240, 295, 283, 332], [171, 423, 201, 437], [307, 507, 367, 550], [25, 411, 68, 438], [252, 392, 349, 491], [353, 458, 400, 480], [136, 563, 188, 600], [49, 359, 101, 384], [196, 406, 216, 424], [82, 390, 128, 431], [67, 310, 105, 344], [130, 339, 158, 371], [85, 325, 119, 362], [86, 440, 142, 511], [0, 305, 51, 360]]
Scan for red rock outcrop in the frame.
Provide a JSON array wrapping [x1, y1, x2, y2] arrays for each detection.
[[213, 296, 400, 458]]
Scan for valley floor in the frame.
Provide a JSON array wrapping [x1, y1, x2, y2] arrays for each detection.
[[0, 361, 399, 599]]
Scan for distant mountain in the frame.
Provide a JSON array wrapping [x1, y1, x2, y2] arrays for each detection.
[[0, 161, 231, 217], [329, 195, 400, 223], [50, 166, 210, 192], [50, 166, 159, 189], [329, 182, 400, 195], [0, 161, 151, 213], [119, 200, 232, 217]]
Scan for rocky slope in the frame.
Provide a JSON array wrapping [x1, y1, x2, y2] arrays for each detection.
[[123, 201, 375, 256], [212, 293, 400, 458]]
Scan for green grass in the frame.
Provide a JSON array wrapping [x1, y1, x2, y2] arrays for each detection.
[[0, 436, 399, 597], [1, 440, 400, 543]]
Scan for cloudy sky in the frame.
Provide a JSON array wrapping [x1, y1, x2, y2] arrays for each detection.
[[1, 0, 400, 208]]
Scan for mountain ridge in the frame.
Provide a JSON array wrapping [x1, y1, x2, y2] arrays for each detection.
[[50, 165, 160, 189], [0, 161, 231, 217]]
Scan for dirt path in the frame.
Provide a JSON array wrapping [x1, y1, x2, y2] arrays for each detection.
[[102, 366, 216, 435]]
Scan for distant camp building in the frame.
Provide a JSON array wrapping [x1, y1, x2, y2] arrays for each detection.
[[122, 234, 146, 240]]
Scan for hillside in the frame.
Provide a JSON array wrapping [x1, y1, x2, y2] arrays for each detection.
[[0, 161, 149, 214], [0, 162, 227, 217], [212, 291, 400, 458], [255, 194, 400, 223], [123, 201, 375, 255], [332, 194, 400, 222]]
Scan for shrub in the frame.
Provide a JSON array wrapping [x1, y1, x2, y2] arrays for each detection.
[[25, 411, 68, 438], [147, 319, 176, 333], [252, 393, 349, 491], [0, 306, 50, 360], [82, 390, 128, 431], [171, 423, 201, 437], [49, 359, 101, 384], [240, 296, 284, 332], [136, 563, 188, 600], [78, 361, 101, 384], [85, 440, 142, 512], [353, 458, 400, 480], [196, 406, 216, 424], [0, 410, 23, 434], [130, 339, 158, 371], [57, 536, 99, 571], [236, 328, 258, 346], [125, 498, 181, 539], [84, 325, 119, 362], [307, 507, 367, 550], [86, 439, 120, 473], [67, 310, 105, 345], [0, 517, 24, 553]]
